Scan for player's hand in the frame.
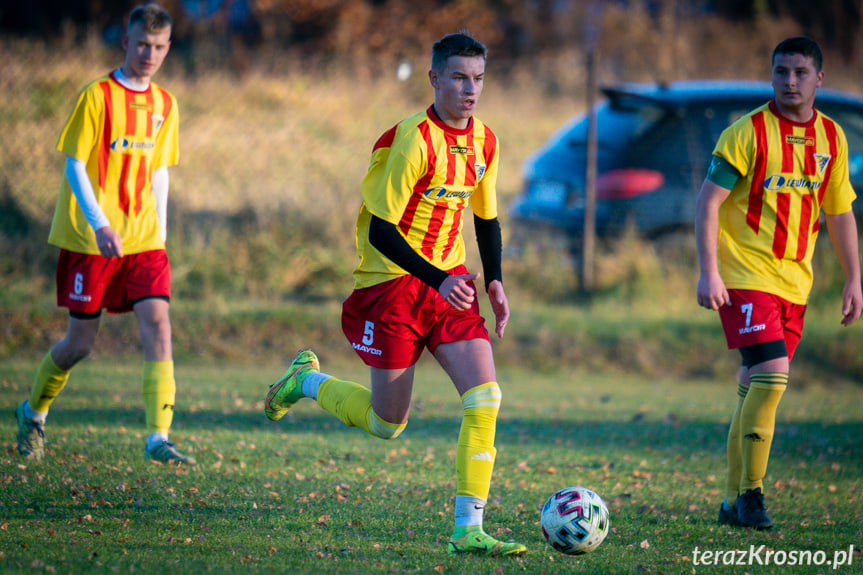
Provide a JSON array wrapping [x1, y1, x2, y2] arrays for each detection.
[[95, 226, 124, 258], [487, 279, 509, 338], [696, 271, 730, 310], [840, 280, 863, 326], [439, 273, 479, 311]]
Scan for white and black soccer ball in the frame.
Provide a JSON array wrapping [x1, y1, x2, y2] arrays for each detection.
[[540, 486, 610, 555]]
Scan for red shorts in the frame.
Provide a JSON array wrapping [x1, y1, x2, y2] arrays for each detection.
[[56, 249, 171, 315], [718, 289, 806, 360], [341, 265, 490, 369]]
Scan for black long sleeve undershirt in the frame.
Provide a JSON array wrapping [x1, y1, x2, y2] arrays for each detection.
[[368, 214, 503, 291], [369, 215, 449, 290], [473, 214, 503, 290]]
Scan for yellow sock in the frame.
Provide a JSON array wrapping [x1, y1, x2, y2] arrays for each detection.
[[739, 373, 788, 493], [725, 383, 749, 504], [456, 382, 501, 500], [29, 351, 71, 412], [316, 378, 406, 439], [142, 361, 176, 435]]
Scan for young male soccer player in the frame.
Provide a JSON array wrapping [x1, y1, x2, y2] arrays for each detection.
[[695, 36, 861, 529], [265, 32, 526, 556], [15, 3, 195, 466]]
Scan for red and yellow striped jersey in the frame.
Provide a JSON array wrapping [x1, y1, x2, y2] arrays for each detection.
[[352, 106, 500, 289], [49, 71, 180, 255], [713, 101, 855, 304]]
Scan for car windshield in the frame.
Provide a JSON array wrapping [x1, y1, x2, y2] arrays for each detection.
[[564, 95, 667, 148]]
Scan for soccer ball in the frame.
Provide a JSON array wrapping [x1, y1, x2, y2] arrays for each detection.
[[540, 486, 610, 555]]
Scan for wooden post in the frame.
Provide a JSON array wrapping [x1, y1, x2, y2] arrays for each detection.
[[581, 4, 600, 294]]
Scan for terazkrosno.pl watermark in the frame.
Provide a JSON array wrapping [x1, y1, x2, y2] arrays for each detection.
[[692, 545, 855, 569]]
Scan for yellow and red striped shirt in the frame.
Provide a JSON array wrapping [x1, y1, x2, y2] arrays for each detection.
[[352, 106, 499, 289], [49, 71, 179, 254], [713, 100, 855, 304]]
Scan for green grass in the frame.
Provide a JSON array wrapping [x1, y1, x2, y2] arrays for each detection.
[[1, 357, 861, 574]]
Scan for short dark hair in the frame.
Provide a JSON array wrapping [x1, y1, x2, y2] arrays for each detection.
[[128, 3, 173, 34], [772, 36, 822, 72], [431, 32, 487, 72]]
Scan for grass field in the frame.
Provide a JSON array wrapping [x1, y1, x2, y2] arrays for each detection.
[[1, 356, 861, 574]]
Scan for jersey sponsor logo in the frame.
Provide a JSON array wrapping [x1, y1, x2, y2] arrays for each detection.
[[68, 292, 92, 302], [424, 186, 474, 201], [784, 134, 815, 146], [352, 341, 383, 356], [110, 137, 156, 152], [762, 174, 822, 192], [449, 145, 475, 156]]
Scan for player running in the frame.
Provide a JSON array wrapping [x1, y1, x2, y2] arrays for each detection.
[[265, 32, 526, 556]]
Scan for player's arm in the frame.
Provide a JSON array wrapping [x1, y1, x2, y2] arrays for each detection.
[[368, 215, 477, 310], [474, 215, 502, 290], [825, 210, 863, 326], [368, 214, 448, 288], [152, 166, 169, 242], [695, 155, 738, 310], [474, 214, 508, 337], [65, 156, 123, 257]]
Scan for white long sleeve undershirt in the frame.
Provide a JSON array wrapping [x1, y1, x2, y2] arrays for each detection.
[[65, 156, 110, 232]]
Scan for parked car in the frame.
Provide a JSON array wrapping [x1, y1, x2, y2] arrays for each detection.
[[509, 80, 863, 248]]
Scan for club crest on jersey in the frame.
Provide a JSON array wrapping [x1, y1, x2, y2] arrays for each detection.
[[814, 153, 832, 176], [475, 163, 486, 181], [152, 114, 165, 132]]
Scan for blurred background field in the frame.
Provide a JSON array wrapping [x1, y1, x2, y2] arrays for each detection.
[[1, 0, 862, 383]]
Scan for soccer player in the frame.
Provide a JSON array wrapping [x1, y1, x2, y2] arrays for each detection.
[[15, 3, 195, 466], [265, 32, 526, 556], [695, 36, 861, 529]]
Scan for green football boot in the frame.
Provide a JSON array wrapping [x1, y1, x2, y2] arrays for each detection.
[[447, 526, 527, 556], [264, 349, 319, 421]]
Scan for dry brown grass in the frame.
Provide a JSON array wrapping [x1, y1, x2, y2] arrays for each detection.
[[2, 9, 863, 306]]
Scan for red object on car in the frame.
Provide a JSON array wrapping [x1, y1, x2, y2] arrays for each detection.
[[596, 169, 665, 200]]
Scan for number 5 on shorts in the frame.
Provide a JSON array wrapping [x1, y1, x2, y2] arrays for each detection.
[[363, 321, 375, 346]]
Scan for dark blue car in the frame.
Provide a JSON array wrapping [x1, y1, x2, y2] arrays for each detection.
[[509, 80, 863, 244]]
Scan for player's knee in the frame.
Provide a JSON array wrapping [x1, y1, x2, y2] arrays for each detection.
[[461, 382, 502, 412], [54, 338, 94, 368], [368, 410, 407, 440]]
